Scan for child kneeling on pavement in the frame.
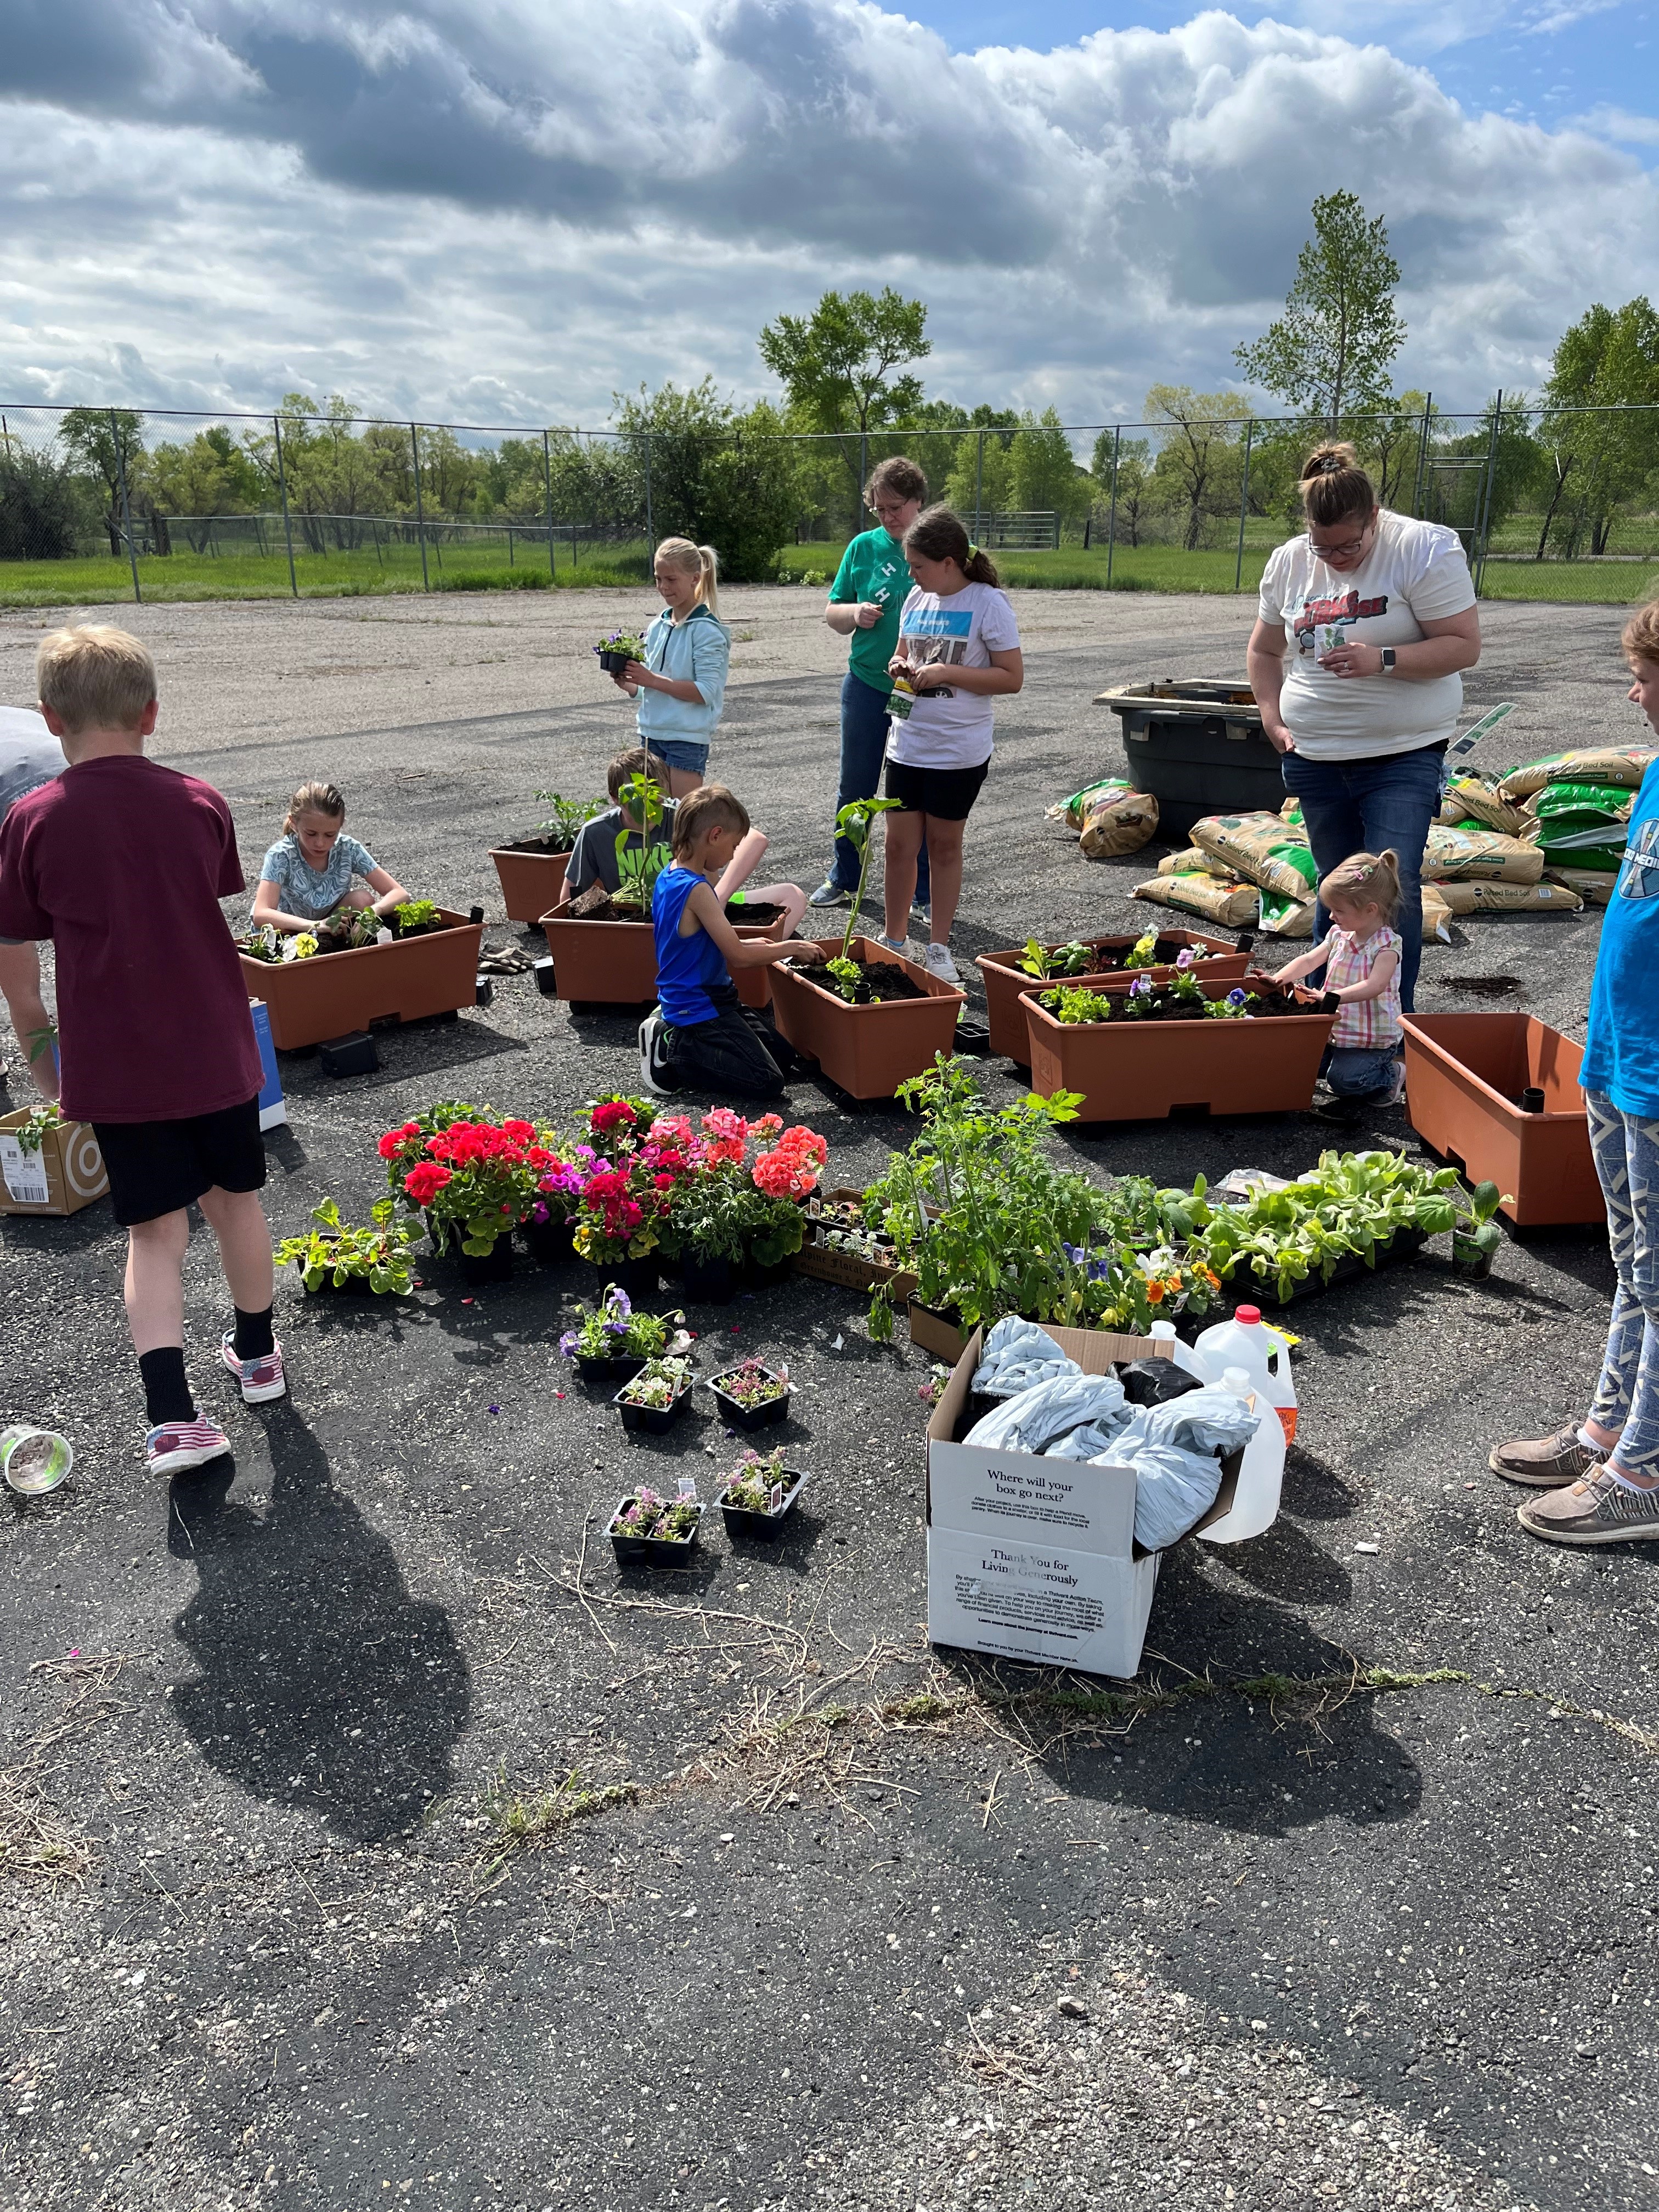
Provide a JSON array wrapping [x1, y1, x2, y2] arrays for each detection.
[[0, 625, 285, 1477], [1271, 849, 1405, 1119], [641, 785, 804, 1098]]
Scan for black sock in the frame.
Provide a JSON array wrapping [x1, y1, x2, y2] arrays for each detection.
[[138, 1347, 195, 1427], [233, 1304, 275, 1361]]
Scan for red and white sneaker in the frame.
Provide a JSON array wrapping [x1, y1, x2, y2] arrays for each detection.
[[145, 1418, 232, 1477], [220, 1333, 287, 1404]]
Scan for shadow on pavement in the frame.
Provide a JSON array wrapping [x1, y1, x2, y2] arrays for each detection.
[[165, 1403, 470, 1842]]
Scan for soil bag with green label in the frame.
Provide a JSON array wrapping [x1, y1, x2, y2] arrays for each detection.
[[1438, 775, 1531, 837], [1527, 780, 1633, 875], [1421, 825, 1544, 884], [1190, 812, 1318, 904], [1132, 871, 1259, 929], [1079, 785, 1159, 859], [1498, 746, 1658, 803]]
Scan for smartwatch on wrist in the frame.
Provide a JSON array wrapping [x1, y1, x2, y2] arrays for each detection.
[[1379, 647, 1397, 674]]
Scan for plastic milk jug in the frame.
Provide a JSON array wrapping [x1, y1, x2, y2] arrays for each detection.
[[1192, 1305, 1297, 1442], [1199, 1362, 1286, 1546], [1148, 1318, 1207, 1381]]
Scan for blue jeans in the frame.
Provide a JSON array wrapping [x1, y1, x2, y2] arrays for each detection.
[[829, 672, 929, 903], [1280, 744, 1443, 1012], [1586, 1091, 1659, 1474], [1321, 1044, 1401, 1098]]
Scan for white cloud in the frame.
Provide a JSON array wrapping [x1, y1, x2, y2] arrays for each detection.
[[0, 2, 1652, 432], [1571, 103, 1659, 146]]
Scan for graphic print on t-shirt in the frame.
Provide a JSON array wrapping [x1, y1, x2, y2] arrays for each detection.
[[900, 603, 971, 696], [1617, 815, 1659, 902], [1293, 588, 1390, 657]]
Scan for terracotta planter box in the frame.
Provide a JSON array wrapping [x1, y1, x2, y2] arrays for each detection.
[[1023, 978, 1334, 1122], [977, 930, 1248, 1063], [489, 844, 570, 925], [1400, 1012, 1603, 1227], [539, 900, 772, 1010], [240, 910, 484, 1052], [767, 935, 966, 1101]]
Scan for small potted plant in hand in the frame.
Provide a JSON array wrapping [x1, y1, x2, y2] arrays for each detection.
[[613, 1353, 697, 1434], [607, 1481, 703, 1566], [1452, 1179, 1509, 1279], [717, 1443, 807, 1536], [706, 1354, 793, 1431], [594, 631, 646, 678], [561, 1284, 691, 1387]]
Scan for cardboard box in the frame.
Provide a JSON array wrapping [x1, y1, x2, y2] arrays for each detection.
[[250, 1000, 287, 1132], [0, 1109, 108, 1218], [909, 1300, 969, 1363], [924, 1323, 1240, 1679]]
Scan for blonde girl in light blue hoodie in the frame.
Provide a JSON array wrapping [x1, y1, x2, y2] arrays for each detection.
[[610, 539, 730, 797]]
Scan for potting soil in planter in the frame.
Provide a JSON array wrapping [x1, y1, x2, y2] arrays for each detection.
[[786, 956, 928, 1006]]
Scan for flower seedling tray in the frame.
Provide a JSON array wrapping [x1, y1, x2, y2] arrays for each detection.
[[607, 1498, 703, 1566], [1399, 1012, 1602, 1227], [539, 899, 773, 1010], [288, 1237, 378, 1297], [576, 1352, 649, 1389], [705, 1365, 793, 1431], [613, 1379, 696, 1435], [1021, 977, 1333, 1123], [1227, 1224, 1430, 1308], [977, 930, 1246, 1063], [719, 1468, 809, 1538], [489, 844, 571, 925], [241, 908, 484, 1052], [767, 936, 965, 1100]]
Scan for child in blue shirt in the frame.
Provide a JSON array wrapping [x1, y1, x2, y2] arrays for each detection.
[[253, 779, 408, 935], [608, 540, 730, 797], [640, 786, 802, 1099], [1493, 596, 1659, 1547]]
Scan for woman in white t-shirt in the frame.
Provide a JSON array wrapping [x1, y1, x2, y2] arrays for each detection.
[[879, 507, 1023, 981], [1247, 443, 1481, 1012]]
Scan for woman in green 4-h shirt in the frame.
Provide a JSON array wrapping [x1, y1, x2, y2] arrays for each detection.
[[809, 455, 931, 926]]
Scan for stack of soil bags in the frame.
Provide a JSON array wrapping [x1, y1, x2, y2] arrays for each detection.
[[1491, 745, 1658, 908], [1132, 801, 1317, 936]]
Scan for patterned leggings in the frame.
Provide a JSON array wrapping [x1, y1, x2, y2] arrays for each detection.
[[1587, 1090, 1659, 1473]]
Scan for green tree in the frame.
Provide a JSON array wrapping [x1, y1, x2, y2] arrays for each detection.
[[1234, 191, 1406, 424], [148, 426, 264, 551], [943, 410, 1019, 524], [60, 407, 145, 556], [0, 444, 85, 560], [1087, 432, 1155, 545], [613, 380, 798, 579], [1145, 386, 1252, 550], [758, 287, 929, 509], [1540, 298, 1659, 555], [1011, 408, 1088, 530]]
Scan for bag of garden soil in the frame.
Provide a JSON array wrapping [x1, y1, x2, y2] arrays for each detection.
[[1420, 825, 1544, 884], [1257, 888, 1314, 937], [1421, 885, 1453, 943], [1438, 775, 1531, 837], [1434, 878, 1583, 915], [1156, 845, 1214, 876], [1497, 746, 1659, 803], [1190, 812, 1318, 902], [1079, 785, 1159, 859], [1527, 780, 1633, 874], [1051, 775, 1134, 828], [1544, 866, 1618, 907], [1132, 870, 1259, 928]]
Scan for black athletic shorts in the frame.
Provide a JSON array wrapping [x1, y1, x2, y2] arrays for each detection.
[[92, 1097, 266, 1227], [883, 754, 991, 821]]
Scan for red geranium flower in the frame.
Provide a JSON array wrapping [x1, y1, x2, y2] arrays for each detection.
[[403, 1162, 454, 1206]]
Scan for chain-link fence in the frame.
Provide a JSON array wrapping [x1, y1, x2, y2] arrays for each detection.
[[2, 397, 1656, 605]]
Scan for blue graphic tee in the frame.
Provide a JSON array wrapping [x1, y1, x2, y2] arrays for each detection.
[[1581, 760, 1659, 1116]]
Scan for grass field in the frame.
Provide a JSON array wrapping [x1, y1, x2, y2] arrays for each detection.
[[3, 534, 1655, 608]]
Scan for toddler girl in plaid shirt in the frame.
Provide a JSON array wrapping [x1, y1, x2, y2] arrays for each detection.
[[1272, 848, 1404, 1117]]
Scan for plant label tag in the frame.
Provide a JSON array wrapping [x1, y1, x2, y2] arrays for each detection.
[[675, 1475, 698, 1503], [769, 1482, 786, 1511], [0, 1136, 49, 1206], [888, 686, 913, 721], [1318, 623, 1346, 658]]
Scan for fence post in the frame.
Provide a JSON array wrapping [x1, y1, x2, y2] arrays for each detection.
[[1234, 420, 1255, 593], [1473, 390, 1502, 597], [273, 415, 299, 599], [1410, 391, 1433, 520], [410, 424, 430, 590], [541, 428, 556, 580], [644, 430, 653, 550], [859, 428, 868, 531], [111, 408, 142, 604], [973, 428, 985, 543], [1105, 425, 1120, 588]]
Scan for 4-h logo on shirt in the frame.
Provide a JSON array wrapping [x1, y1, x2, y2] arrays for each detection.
[[1617, 816, 1659, 902]]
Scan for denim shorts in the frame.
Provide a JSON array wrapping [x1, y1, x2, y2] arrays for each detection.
[[647, 738, 711, 775]]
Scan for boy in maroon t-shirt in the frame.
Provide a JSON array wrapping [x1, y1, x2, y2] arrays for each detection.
[[0, 626, 286, 1476]]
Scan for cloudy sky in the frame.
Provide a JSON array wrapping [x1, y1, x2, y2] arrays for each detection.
[[2, 0, 1656, 434]]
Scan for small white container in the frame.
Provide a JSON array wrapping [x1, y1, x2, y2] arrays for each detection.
[[1198, 1364, 1285, 1545], [2, 1424, 72, 1497]]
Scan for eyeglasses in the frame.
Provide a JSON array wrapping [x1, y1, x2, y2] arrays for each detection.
[[1310, 522, 1374, 560], [871, 501, 911, 521]]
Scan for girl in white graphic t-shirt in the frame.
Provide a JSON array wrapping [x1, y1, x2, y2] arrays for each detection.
[[879, 506, 1023, 984]]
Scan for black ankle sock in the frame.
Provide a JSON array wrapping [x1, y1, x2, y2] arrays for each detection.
[[138, 1347, 195, 1427], [233, 1303, 275, 1361]]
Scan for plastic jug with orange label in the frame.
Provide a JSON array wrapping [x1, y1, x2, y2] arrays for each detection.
[[1191, 1304, 1297, 1444]]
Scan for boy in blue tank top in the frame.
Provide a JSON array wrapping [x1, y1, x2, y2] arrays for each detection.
[[641, 786, 803, 1099]]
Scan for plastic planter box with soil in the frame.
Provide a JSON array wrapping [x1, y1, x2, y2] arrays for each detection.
[[705, 1358, 793, 1431], [1094, 678, 1284, 842], [239, 907, 484, 1052], [767, 935, 965, 1101], [1400, 1012, 1603, 1227], [1022, 975, 1334, 1123], [976, 930, 1248, 1064], [539, 896, 777, 1011], [490, 842, 572, 925]]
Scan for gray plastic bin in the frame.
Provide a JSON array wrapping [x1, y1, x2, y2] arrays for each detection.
[[1096, 679, 1286, 842]]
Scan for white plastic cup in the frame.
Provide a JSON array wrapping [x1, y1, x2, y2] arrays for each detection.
[[2, 1424, 73, 1497]]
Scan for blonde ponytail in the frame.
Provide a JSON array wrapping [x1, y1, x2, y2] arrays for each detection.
[[654, 537, 720, 618]]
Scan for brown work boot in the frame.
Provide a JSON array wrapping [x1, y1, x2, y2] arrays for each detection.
[[1488, 1424, 1605, 1488], [1518, 1464, 1659, 1546]]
